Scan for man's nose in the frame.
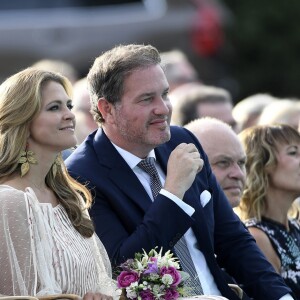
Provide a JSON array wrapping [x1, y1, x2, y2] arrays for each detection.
[[229, 163, 245, 180], [154, 97, 171, 115]]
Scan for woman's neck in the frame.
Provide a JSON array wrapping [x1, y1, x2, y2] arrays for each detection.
[[264, 188, 295, 230]]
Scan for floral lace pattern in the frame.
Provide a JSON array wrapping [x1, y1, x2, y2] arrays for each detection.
[[246, 217, 300, 298]]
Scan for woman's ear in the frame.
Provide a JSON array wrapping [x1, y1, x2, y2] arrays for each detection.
[[97, 98, 114, 124]]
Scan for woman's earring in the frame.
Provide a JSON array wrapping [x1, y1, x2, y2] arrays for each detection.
[[18, 146, 38, 177], [52, 154, 61, 177]]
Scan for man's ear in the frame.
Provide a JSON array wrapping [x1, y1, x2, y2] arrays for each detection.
[[97, 98, 114, 123]]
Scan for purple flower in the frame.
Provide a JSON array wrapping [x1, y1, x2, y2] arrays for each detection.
[[164, 288, 180, 300], [117, 270, 139, 288], [140, 289, 155, 300], [160, 266, 181, 287], [144, 258, 158, 275], [120, 259, 135, 271]]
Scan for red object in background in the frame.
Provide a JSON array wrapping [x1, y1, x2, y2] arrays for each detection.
[[191, 0, 224, 57]]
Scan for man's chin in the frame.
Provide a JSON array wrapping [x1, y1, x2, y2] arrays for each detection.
[[161, 130, 171, 143], [150, 133, 170, 147]]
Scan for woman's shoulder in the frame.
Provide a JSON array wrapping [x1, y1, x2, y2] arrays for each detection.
[[0, 184, 27, 204], [0, 184, 25, 195]]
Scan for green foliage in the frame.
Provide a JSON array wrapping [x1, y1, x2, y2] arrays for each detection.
[[222, 0, 300, 101]]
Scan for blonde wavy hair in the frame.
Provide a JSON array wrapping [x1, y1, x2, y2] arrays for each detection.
[[238, 124, 300, 221], [0, 68, 94, 237]]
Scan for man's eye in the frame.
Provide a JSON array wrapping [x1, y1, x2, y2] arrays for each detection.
[[216, 161, 230, 168], [162, 91, 169, 100], [238, 160, 246, 167]]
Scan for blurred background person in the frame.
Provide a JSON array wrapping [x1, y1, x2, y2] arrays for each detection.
[[31, 59, 79, 85], [258, 99, 300, 130], [72, 77, 98, 145], [232, 93, 277, 132], [171, 83, 237, 131], [185, 117, 246, 208], [237, 124, 300, 298], [160, 49, 200, 93]]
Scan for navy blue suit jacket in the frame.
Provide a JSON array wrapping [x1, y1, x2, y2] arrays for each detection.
[[66, 126, 292, 300]]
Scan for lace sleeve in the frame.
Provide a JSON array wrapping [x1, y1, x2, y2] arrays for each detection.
[[0, 186, 61, 296], [79, 196, 118, 297], [92, 234, 118, 297]]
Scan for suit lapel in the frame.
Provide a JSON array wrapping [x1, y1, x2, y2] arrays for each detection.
[[109, 167, 152, 212], [94, 129, 152, 212], [186, 187, 215, 254]]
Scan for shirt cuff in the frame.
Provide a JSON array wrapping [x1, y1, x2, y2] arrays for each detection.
[[160, 189, 195, 216], [279, 294, 294, 300]]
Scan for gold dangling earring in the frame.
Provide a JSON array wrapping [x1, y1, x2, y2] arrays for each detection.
[[52, 154, 61, 178], [18, 144, 38, 177]]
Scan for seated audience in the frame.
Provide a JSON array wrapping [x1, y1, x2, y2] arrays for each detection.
[[237, 124, 300, 298], [72, 77, 98, 144], [160, 49, 200, 92], [232, 93, 277, 132], [185, 117, 246, 208], [66, 43, 294, 300], [258, 99, 300, 130], [31, 58, 79, 85], [171, 83, 237, 132], [0, 68, 115, 299]]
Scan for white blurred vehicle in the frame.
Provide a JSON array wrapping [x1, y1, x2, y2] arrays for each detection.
[[0, 0, 205, 81]]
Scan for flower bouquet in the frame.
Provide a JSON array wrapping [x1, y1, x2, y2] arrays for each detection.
[[117, 248, 190, 300]]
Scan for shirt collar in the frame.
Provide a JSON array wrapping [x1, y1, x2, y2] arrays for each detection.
[[111, 142, 156, 170]]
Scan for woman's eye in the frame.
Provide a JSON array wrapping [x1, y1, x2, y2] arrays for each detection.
[[67, 103, 74, 110], [49, 105, 59, 111]]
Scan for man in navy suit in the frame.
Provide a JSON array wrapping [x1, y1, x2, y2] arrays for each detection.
[[66, 44, 293, 300]]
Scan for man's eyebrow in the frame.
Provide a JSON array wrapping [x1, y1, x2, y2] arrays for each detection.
[[214, 155, 231, 160], [139, 92, 155, 97]]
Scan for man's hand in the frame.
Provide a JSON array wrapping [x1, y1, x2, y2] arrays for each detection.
[[164, 143, 204, 199]]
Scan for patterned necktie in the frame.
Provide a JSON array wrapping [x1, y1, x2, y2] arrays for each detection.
[[138, 157, 204, 295], [138, 157, 162, 198]]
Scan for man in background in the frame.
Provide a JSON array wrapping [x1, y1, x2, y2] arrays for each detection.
[[185, 117, 246, 208], [170, 83, 237, 132]]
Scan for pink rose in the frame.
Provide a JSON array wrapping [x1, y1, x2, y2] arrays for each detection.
[[160, 266, 181, 286], [164, 288, 180, 300], [140, 289, 155, 300], [117, 270, 139, 288]]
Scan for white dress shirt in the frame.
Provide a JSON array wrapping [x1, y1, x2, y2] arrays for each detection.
[[112, 143, 293, 300]]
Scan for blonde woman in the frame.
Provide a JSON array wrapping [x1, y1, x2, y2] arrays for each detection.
[[0, 68, 116, 299], [238, 124, 300, 299]]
